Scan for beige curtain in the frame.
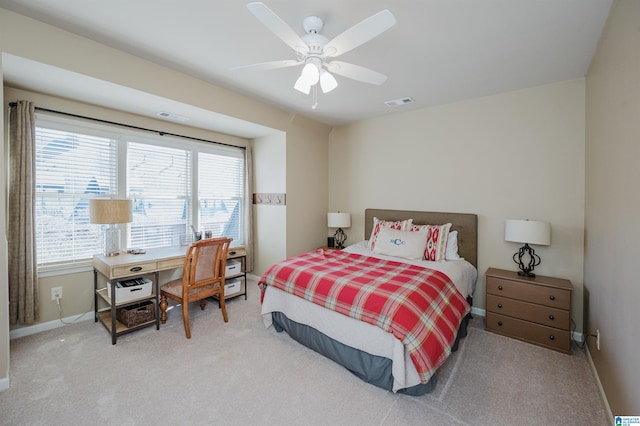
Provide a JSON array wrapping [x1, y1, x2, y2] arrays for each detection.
[[244, 145, 254, 272], [8, 100, 39, 325]]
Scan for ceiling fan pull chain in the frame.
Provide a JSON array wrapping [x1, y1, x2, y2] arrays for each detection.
[[312, 85, 319, 109]]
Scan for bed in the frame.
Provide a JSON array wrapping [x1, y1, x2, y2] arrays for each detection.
[[258, 209, 478, 395]]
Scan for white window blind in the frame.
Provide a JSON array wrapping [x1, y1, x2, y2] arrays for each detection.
[[198, 151, 245, 244], [33, 113, 246, 273], [35, 122, 118, 267], [127, 141, 191, 249]]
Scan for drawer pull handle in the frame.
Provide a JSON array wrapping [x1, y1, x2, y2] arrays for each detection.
[[130, 266, 143, 272], [549, 315, 555, 320], [497, 321, 503, 326], [498, 285, 503, 291], [549, 335, 555, 340], [497, 303, 503, 309], [549, 295, 556, 301]]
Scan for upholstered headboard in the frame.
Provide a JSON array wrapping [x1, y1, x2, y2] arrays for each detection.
[[364, 209, 478, 268]]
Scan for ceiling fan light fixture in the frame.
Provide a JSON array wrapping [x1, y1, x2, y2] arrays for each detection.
[[294, 75, 312, 94], [300, 62, 320, 85], [319, 69, 338, 93]]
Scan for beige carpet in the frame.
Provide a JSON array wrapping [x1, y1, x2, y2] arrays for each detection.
[[0, 278, 609, 426]]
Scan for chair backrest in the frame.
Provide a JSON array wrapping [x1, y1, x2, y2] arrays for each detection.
[[183, 237, 232, 294]]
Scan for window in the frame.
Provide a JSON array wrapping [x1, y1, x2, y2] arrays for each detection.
[[128, 141, 191, 249], [35, 121, 118, 269], [34, 115, 245, 272], [198, 151, 245, 245]]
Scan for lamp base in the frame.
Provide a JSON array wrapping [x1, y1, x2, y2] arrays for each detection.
[[333, 228, 347, 250], [104, 226, 121, 257], [513, 243, 541, 278]]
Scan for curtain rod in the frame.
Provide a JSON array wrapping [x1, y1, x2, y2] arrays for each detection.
[[8, 102, 245, 150]]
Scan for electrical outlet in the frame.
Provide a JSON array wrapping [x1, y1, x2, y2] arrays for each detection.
[[596, 329, 600, 351], [51, 287, 62, 301]]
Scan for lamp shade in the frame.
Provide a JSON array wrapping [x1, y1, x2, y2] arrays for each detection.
[[319, 70, 338, 93], [328, 212, 351, 229], [505, 219, 551, 246], [90, 199, 133, 224]]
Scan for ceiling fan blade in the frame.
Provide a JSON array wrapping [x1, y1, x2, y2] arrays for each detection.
[[324, 10, 396, 58], [327, 61, 387, 85], [233, 59, 302, 72], [247, 2, 308, 53]]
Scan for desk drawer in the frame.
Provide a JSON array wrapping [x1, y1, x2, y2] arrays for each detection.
[[111, 261, 158, 279], [157, 257, 184, 270], [486, 294, 570, 329], [228, 246, 246, 258], [486, 312, 571, 354], [486, 276, 571, 309]]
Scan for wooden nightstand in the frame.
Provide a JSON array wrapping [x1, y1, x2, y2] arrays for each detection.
[[485, 267, 573, 354]]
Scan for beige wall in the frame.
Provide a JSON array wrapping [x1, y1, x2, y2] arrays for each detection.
[[284, 114, 331, 258], [585, 0, 640, 414], [253, 132, 287, 274], [0, 8, 330, 389], [329, 79, 586, 332]]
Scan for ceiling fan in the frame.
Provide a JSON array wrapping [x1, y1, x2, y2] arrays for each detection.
[[238, 2, 396, 100]]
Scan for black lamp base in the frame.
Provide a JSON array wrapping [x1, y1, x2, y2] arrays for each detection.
[[513, 243, 541, 277], [334, 228, 347, 249]]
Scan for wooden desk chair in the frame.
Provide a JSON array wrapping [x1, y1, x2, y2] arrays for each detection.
[[159, 237, 232, 338]]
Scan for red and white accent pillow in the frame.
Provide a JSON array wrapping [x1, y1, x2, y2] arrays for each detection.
[[368, 217, 413, 251], [409, 223, 452, 261]]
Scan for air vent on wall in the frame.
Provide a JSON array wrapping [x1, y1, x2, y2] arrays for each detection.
[[384, 97, 415, 107], [157, 111, 189, 122]]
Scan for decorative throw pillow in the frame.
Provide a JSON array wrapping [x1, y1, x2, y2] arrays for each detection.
[[409, 222, 452, 261], [372, 227, 429, 259], [445, 230, 462, 260], [368, 217, 413, 251]]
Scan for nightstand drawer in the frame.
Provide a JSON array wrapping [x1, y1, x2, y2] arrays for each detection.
[[486, 312, 571, 354], [486, 276, 571, 310], [486, 294, 570, 329]]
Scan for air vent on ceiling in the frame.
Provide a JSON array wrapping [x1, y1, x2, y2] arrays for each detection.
[[384, 97, 415, 107], [157, 111, 189, 122]]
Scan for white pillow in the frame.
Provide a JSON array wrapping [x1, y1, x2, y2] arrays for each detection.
[[372, 227, 428, 260], [446, 230, 462, 260], [367, 217, 413, 251]]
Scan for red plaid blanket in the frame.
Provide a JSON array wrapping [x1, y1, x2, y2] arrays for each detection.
[[258, 249, 470, 383]]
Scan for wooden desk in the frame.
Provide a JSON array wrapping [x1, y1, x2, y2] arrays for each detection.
[[93, 245, 246, 344], [93, 246, 188, 281]]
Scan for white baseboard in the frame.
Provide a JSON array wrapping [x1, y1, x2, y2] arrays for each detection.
[[0, 376, 9, 392], [585, 342, 614, 423], [9, 312, 94, 340], [471, 306, 486, 317]]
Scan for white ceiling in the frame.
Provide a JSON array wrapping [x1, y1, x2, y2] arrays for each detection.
[[0, 0, 612, 134]]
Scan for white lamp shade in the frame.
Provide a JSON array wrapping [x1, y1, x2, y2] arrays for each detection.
[[328, 212, 351, 228], [505, 219, 551, 246], [90, 199, 133, 224]]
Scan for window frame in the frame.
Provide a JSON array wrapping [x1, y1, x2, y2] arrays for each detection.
[[34, 113, 246, 276]]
